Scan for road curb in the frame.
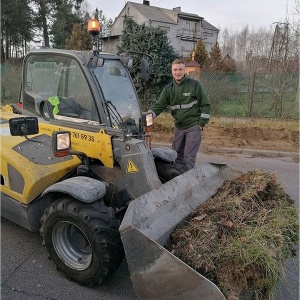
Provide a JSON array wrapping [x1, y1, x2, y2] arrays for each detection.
[[152, 142, 299, 160], [201, 147, 299, 159]]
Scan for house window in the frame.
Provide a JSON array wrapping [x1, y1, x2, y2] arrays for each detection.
[[202, 32, 213, 38], [186, 21, 190, 29], [203, 32, 213, 37], [159, 26, 170, 32]]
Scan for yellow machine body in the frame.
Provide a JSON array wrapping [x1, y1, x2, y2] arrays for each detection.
[[1, 110, 80, 204], [1, 109, 114, 204]]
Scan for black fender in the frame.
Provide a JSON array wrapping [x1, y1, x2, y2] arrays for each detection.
[[42, 176, 106, 203], [151, 146, 177, 162]]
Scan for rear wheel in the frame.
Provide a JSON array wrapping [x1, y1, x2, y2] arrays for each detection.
[[155, 160, 182, 183], [40, 197, 124, 286]]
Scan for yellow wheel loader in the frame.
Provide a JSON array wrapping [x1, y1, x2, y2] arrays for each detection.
[[1, 19, 242, 300]]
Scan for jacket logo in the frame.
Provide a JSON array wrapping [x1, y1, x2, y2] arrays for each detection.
[[183, 93, 190, 96]]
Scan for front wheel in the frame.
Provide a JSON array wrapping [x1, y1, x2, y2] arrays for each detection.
[[40, 197, 124, 286]]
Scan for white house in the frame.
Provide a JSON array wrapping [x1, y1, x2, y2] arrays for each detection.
[[101, 1, 219, 57]]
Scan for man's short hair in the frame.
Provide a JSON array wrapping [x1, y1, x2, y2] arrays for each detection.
[[172, 58, 185, 66]]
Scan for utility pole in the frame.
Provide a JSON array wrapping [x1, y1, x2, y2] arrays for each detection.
[[268, 22, 289, 71]]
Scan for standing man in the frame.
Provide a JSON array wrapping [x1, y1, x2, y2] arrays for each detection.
[[149, 58, 211, 173]]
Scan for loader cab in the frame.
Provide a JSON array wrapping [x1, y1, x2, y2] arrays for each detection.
[[21, 51, 94, 118], [19, 49, 145, 137]]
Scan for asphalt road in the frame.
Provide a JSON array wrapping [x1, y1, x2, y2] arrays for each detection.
[[1, 151, 299, 300]]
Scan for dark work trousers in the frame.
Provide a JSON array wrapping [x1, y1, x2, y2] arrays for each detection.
[[173, 124, 202, 173]]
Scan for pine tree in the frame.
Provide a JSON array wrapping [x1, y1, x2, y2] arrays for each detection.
[[1, 0, 34, 60], [209, 42, 224, 71], [93, 9, 113, 38], [50, 0, 84, 49], [65, 23, 92, 50], [117, 18, 177, 110], [193, 39, 209, 67]]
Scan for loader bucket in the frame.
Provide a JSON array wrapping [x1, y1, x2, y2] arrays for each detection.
[[120, 163, 242, 300]]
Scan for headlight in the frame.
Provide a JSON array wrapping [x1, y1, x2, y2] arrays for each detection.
[[52, 131, 71, 157], [145, 113, 153, 127], [142, 112, 153, 132]]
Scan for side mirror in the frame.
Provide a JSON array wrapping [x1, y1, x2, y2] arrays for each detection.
[[39, 100, 55, 121], [141, 58, 150, 82], [9, 117, 39, 136], [92, 56, 104, 67], [120, 53, 133, 68]]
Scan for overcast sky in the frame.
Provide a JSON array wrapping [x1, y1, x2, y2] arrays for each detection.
[[86, 0, 297, 32]]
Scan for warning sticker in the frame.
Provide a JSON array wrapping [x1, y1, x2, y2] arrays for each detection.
[[126, 158, 139, 173]]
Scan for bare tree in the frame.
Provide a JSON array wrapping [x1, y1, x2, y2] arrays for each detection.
[[219, 28, 235, 58]]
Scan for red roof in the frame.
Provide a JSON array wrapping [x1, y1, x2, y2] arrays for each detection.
[[185, 60, 201, 67]]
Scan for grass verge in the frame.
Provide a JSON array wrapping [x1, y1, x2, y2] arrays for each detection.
[[153, 113, 299, 131]]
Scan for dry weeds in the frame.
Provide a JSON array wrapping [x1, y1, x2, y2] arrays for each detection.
[[152, 113, 299, 153], [154, 113, 299, 131], [167, 170, 299, 300]]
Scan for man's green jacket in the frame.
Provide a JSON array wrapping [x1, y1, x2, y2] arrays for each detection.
[[149, 76, 211, 129]]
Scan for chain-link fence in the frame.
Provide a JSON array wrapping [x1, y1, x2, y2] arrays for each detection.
[[1, 61, 22, 104], [192, 70, 299, 119], [2, 62, 299, 120]]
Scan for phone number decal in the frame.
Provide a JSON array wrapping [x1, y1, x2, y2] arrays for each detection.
[[71, 131, 95, 142]]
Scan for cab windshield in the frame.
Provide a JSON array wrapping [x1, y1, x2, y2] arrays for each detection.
[[91, 59, 141, 130]]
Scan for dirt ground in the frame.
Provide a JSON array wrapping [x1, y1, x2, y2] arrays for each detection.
[[150, 124, 299, 154]]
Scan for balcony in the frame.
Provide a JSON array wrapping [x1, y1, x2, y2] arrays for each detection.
[[176, 28, 202, 42]]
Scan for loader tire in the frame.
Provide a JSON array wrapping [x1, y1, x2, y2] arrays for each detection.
[[40, 197, 124, 286], [155, 160, 182, 183]]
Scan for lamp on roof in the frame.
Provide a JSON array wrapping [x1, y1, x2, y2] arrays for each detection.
[[87, 18, 101, 52], [87, 19, 100, 36]]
